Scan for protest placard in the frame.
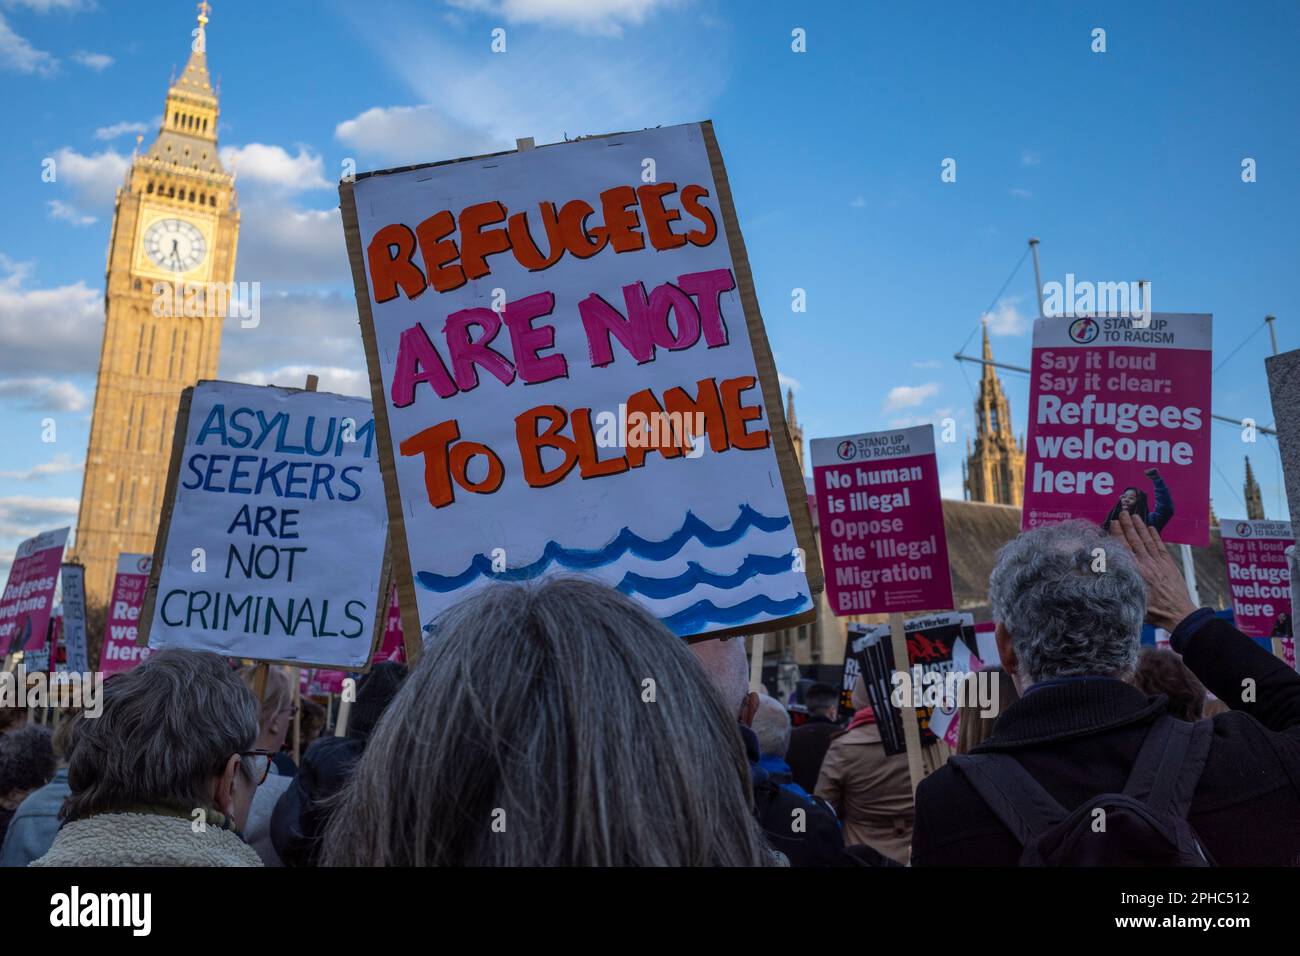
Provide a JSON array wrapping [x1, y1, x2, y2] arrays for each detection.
[[1022, 314, 1212, 546], [1221, 519, 1293, 641], [59, 563, 89, 674], [845, 622, 906, 756], [339, 122, 819, 642], [139, 381, 390, 669], [100, 554, 153, 676], [0, 527, 69, 656], [811, 425, 953, 615]]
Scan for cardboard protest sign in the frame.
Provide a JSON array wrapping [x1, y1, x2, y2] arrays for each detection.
[[376, 583, 406, 663], [101, 554, 153, 676], [811, 425, 953, 615], [838, 629, 864, 719], [898, 612, 975, 744], [846, 622, 906, 755], [340, 122, 819, 642], [59, 563, 89, 673], [139, 381, 390, 669], [1220, 519, 1293, 640], [1022, 314, 1212, 546], [1, 527, 69, 655]]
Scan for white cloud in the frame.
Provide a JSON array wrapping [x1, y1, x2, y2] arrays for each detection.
[[220, 143, 331, 193], [233, 204, 348, 285], [0, 495, 78, 577], [1009, 187, 1032, 199], [335, 105, 504, 167], [2, 0, 95, 10], [218, 291, 368, 392], [849, 196, 866, 209], [93, 119, 148, 140], [0, 257, 102, 375], [0, 453, 83, 480], [71, 49, 111, 70], [235, 366, 369, 399], [0, 11, 56, 75], [884, 382, 940, 411], [47, 199, 95, 226], [983, 296, 1029, 336], [446, 0, 680, 36], [51, 146, 129, 208], [912, 359, 941, 369], [1020, 149, 1040, 167], [777, 372, 801, 393], [0, 377, 89, 412], [345, 6, 727, 155], [94, 119, 149, 140]]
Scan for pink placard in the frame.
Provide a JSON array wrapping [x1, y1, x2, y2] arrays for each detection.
[[1220, 520, 1293, 639], [0, 527, 69, 655], [1022, 314, 1212, 546], [100, 553, 154, 676], [375, 584, 405, 663], [810, 426, 954, 616]]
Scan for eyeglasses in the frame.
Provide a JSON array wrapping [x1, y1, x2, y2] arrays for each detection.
[[239, 749, 277, 786]]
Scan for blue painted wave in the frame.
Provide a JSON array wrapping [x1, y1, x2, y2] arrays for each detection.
[[617, 551, 795, 600], [663, 593, 811, 636], [415, 505, 792, 592]]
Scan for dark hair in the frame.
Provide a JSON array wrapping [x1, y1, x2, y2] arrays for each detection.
[[0, 724, 56, 795], [1103, 487, 1149, 532], [1133, 647, 1205, 721], [803, 682, 838, 715], [348, 662, 407, 740], [64, 648, 258, 820]]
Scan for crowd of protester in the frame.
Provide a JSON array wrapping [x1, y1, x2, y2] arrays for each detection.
[[1, 510, 1299, 866]]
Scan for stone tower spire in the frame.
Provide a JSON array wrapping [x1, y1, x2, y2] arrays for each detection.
[[963, 320, 1026, 506], [1244, 455, 1265, 520]]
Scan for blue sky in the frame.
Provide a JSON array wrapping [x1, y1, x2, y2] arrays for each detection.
[[1, 0, 1297, 573]]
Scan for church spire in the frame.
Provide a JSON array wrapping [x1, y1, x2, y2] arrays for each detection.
[[964, 317, 1025, 506], [1244, 455, 1265, 520]]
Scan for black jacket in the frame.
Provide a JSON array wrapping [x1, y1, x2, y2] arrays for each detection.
[[912, 614, 1300, 866], [786, 715, 840, 794], [270, 736, 365, 867]]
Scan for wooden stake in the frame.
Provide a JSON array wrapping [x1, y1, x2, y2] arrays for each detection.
[[889, 612, 926, 796], [749, 633, 764, 692], [291, 667, 301, 764], [335, 691, 352, 738]]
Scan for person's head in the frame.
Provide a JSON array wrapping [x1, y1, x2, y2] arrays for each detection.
[[322, 578, 771, 866], [65, 648, 261, 830], [803, 681, 838, 721], [236, 664, 293, 753], [347, 662, 407, 740], [0, 700, 28, 735], [1119, 487, 1141, 511], [989, 520, 1144, 692], [298, 697, 326, 749], [0, 724, 56, 809], [954, 668, 1020, 754], [751, 694, 791, 758], [1132, 647, 1206, 721], [51, 708, 81, 766], [690, 635, 759, 726]]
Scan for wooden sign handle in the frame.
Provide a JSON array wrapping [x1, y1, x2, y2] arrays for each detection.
[[889, 613, 926, 796]]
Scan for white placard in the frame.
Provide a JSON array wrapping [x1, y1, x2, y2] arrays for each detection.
[[146, 381, 388, 668], [349, 123, 812, 637]]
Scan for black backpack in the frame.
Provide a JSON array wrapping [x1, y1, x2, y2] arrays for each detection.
[[949, 716, 1215, 866]]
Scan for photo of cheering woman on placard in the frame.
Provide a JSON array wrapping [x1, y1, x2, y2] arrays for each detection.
[[1102, 467, 1175, 533]]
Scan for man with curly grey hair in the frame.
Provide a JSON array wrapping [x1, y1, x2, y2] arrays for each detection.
[[913, 513, 1300, 866]]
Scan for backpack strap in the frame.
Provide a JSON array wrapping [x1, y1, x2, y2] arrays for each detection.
[[949, 753, 1068, 848], [1123, 716, 1214, 819]]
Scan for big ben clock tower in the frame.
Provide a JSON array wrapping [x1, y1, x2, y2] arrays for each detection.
[[73, 2, 239, 605]]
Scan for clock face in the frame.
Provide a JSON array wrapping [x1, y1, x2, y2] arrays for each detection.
[[143, 218, 207, 273]]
